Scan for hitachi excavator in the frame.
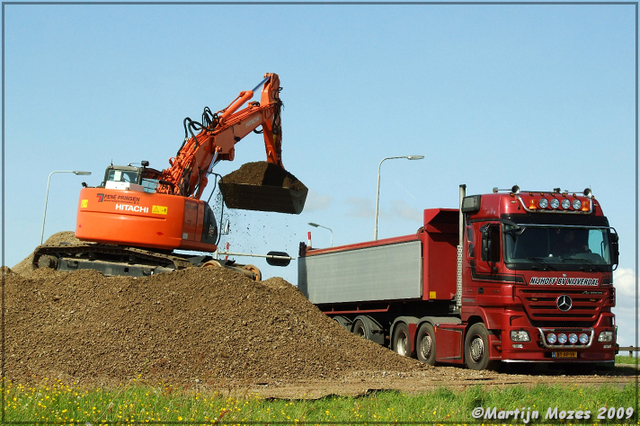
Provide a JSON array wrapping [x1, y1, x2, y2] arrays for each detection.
[[34, 73, 307, 279]]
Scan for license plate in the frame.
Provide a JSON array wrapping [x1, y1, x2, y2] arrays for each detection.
[[553, 351, 577, 358]]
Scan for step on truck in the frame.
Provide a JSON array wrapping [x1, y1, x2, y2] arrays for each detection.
[[298, 185, 618, 370]]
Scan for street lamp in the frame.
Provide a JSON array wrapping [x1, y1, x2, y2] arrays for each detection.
[[374, 155, 424, 240], [308, 222, 334, 247], [40, 170, 92, 245]]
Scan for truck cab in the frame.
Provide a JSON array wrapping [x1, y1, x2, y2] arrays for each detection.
[[460, 187, 618, 367]]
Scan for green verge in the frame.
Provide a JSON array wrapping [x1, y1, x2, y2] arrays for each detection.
[[616, 354, 639, 365], [2, 378, 636, 425]]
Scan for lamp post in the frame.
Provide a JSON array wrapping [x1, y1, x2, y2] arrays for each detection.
[[40, 170, 92, 245], [374, 155, 424, 240], [308, 222, 334, 247]]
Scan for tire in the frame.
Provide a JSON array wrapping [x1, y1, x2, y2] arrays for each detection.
[[464, 323, 498, 370], [332, 315, 351, 331], [416, 323, 437, 365], [392, 322, 414, 357], [352, 318, 370, 340]]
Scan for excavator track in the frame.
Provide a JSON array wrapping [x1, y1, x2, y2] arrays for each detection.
[[33, 243, 261, 280]]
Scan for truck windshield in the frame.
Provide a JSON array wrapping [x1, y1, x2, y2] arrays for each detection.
[[503, 225, 613, 269]]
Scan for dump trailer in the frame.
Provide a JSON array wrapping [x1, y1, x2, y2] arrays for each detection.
[[298, 185, 618, 370]]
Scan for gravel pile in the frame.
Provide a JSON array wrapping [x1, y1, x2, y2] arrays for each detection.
[[4, 233, 426, 388]]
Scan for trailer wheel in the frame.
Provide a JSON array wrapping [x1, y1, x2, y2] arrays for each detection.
[[332, 315, 351, 331], [392, 323, 414, 357], [464, 323, 498, 370], [416, 323, 436, 365], [352, 317, 372, 340]]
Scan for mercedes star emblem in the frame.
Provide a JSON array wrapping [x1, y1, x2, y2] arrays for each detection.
[[556, 295, 572, 312]]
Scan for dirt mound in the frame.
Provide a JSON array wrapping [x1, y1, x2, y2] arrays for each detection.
[[5, 236, 426, 388]]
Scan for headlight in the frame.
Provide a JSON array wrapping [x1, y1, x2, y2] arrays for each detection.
[[539, 198, 549, 209], [511, 330, 531, 342], [561, 199, 571, 210], [550, 198, 560, 209], [546, 333, 557, 344], [558, 333, 568, 344], [579, 333, 589, 344], [572, 199, 582, 210], [568, 333, 578, 344], [598, 331, 614, 342]]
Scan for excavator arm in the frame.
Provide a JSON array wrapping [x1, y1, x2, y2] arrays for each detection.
[[157, 73, 283, 200]]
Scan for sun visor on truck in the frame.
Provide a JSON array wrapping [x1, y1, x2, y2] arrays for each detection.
[[461, 195, 482, 213]]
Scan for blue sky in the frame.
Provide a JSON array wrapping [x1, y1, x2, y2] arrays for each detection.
[[2, 3, 637, 345]]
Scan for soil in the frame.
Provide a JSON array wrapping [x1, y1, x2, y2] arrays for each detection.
[[3, 232, 636, 399], [219, 161, 308, 214], [221, 161, 307, 191]]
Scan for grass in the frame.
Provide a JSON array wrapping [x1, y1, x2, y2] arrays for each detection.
[[1, 377, 636, 425], [615, 354, 638, 365]]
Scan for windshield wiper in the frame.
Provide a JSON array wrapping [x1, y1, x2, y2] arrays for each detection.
[[559, 256, 605, 272], [526, 257, 556, 271]]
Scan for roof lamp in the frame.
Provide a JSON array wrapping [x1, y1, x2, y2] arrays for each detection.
[[538, 198, 549, 209]]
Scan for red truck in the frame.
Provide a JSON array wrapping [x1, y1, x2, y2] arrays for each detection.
[[298, 185, 618, 370]]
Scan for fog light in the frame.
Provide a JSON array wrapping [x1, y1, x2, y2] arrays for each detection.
[[568, 333, 578, 344], [511, 330, 531, 342], [547, 333, 557, 344], [512, 344, 524, 349], [598, 331, 614, 342], [558, 333, 568, 344], [579, 333, 589, 344]]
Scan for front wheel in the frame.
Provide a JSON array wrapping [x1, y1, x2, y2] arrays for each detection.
[[464, 323, 499, 370]]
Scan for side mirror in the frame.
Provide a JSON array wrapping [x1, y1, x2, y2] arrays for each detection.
[[610, 232, 619, 266], [480, 224, 500, 264], [480, 225, 491, 262]]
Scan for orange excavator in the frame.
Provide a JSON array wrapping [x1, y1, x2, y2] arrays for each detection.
[[34, 73, 307, 278]]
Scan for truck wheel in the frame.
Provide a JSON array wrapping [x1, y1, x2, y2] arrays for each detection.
[[464, 323, 498, 370], [352, 317, 371, 340], [332, 315, 351, 331], [416, 323, 436, 365], [392, 323, 414, 357]]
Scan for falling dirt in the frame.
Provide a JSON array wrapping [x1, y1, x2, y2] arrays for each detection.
[[3, 232, 635, 398]]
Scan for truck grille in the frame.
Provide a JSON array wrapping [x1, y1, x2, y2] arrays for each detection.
[[516, 288, 609, 326]]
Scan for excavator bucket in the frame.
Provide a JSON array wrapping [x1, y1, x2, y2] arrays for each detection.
[[219, 162, 308, 214]]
